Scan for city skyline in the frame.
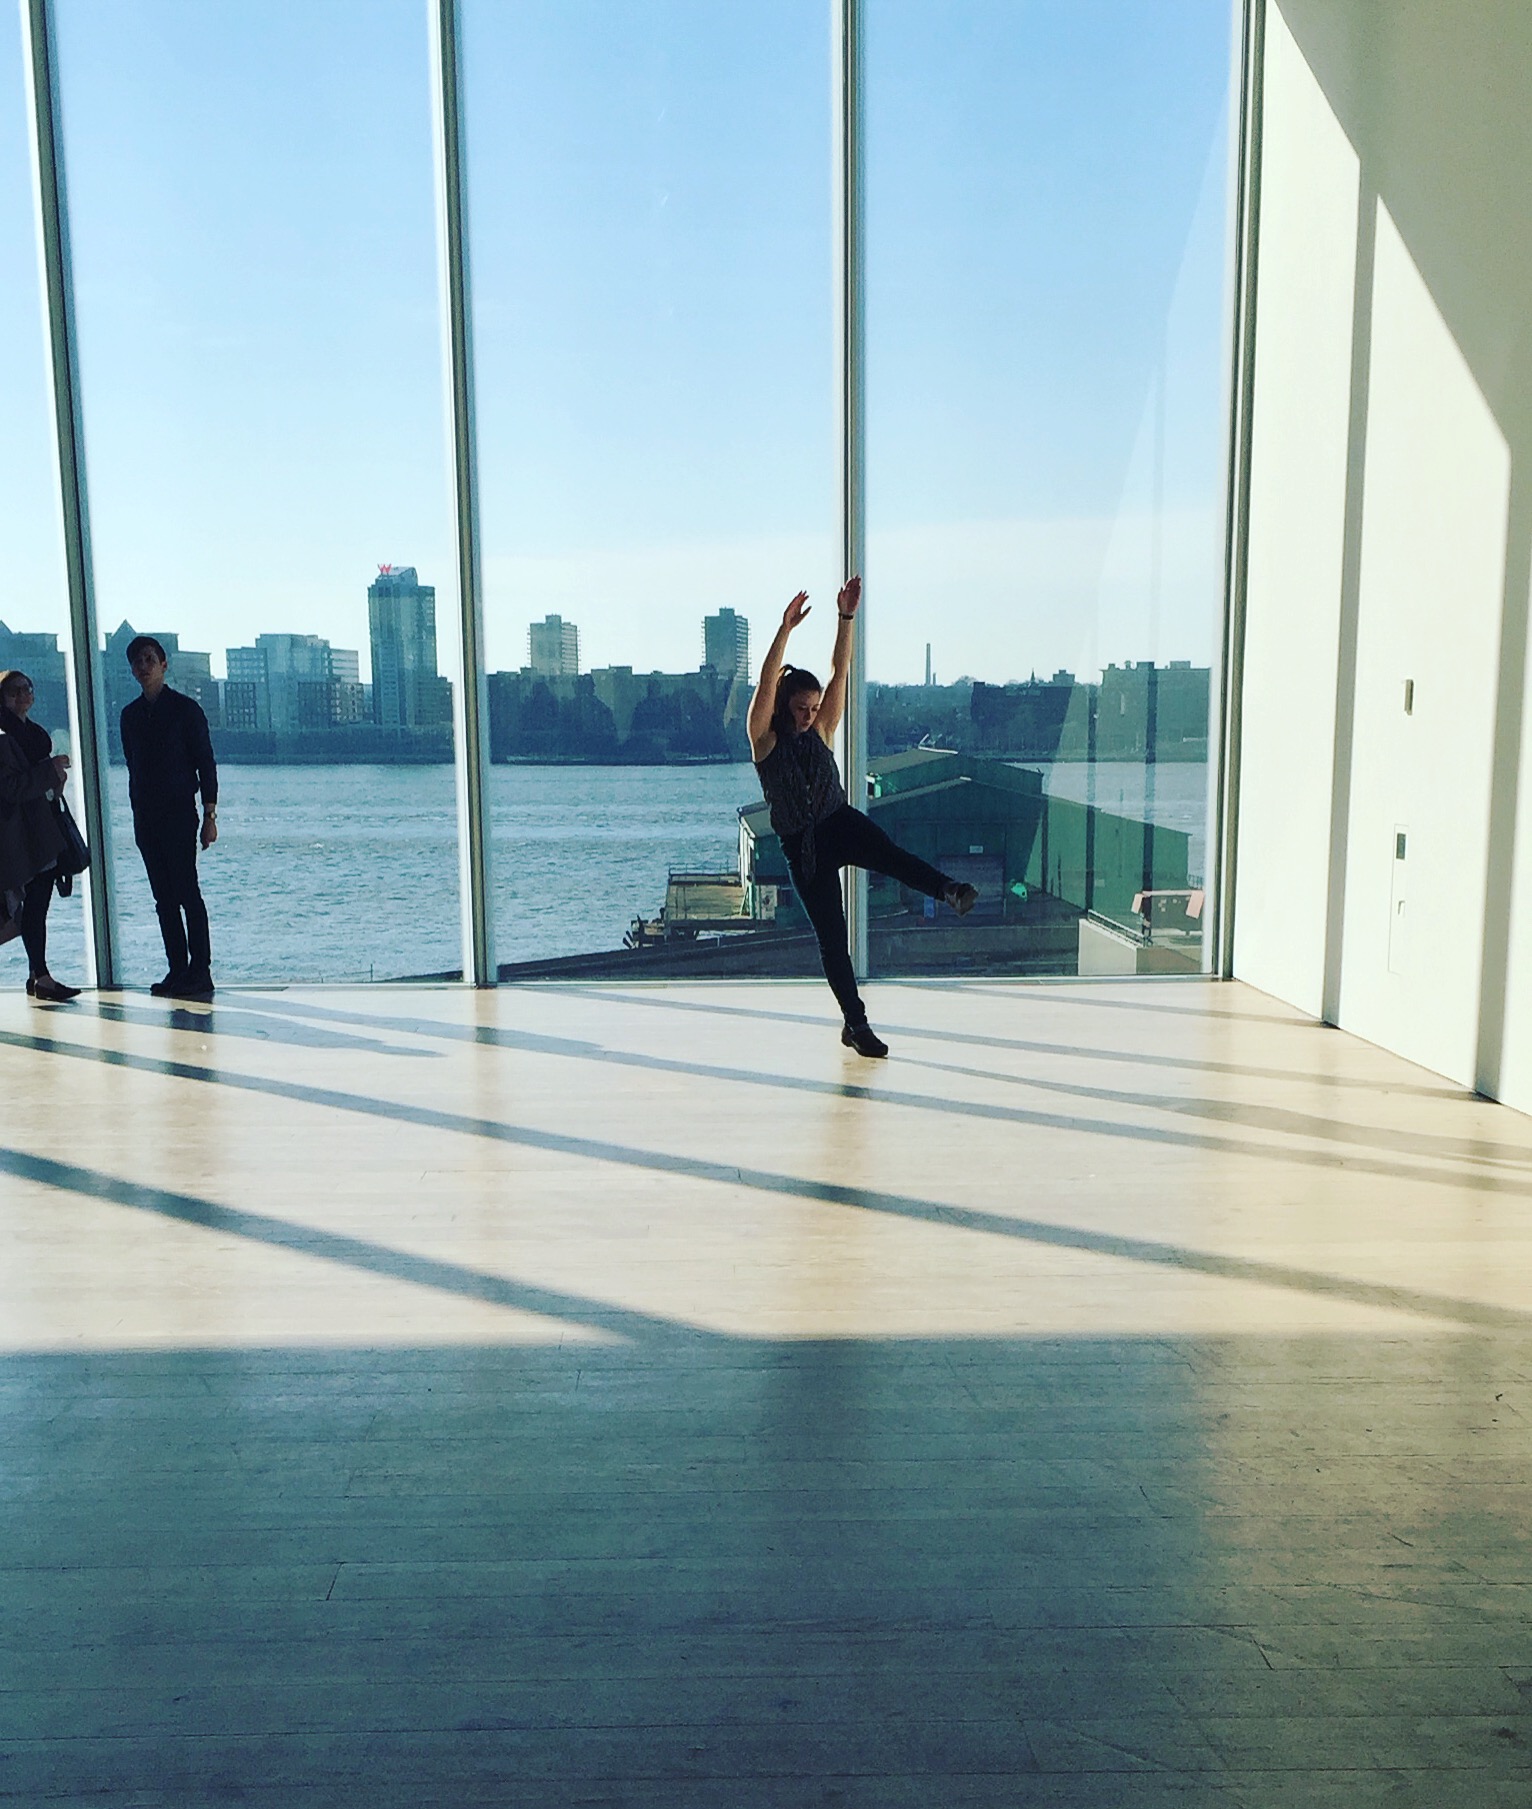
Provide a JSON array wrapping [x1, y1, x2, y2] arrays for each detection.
[[3, 595, 1215, 705], [8, 571, 1215, 773]]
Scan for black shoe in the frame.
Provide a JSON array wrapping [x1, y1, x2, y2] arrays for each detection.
[[168, 971, 215, 1000], [149, 972, 186, 997], [841, 1020, 889, 1058], [29, 974, 80, 1002], [944, 881, 978, 917]]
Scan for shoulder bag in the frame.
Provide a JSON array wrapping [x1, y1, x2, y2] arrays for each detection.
[[54, 796, 90, 879]]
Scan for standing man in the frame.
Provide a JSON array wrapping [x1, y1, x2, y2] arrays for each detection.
[[120, 635, 219, 998]]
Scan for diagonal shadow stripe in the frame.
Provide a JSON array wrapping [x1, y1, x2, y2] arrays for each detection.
[[500, 984, 1458, 1096], [539, 978, 1310, 1027], [88, 997, 434, 1058], [161, 988, 1456, 1108], [0, 1147, 697, 1346], [5, 1028, 1530, 1332], [900, 1059, 1532, 1172], [91, 995, 606, 1064], [215, 998, 1532, 1179], [873, 979, 1298, 1024]]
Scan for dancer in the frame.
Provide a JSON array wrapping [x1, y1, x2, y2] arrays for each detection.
[[748, 578, 976, 1057]]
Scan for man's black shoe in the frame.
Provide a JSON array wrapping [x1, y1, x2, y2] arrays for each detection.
[[841, 1020, 889, 1058], [149, 972, 187, 998], [944, 881, 978, 917], [169, 971, 216, 1000]]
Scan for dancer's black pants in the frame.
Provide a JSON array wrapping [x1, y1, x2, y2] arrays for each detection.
[[20, 872, 53, 977], [783, 805, 949, 1025], [134, 808, 211, 978]]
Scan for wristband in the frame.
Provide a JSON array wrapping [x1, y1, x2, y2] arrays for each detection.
[[839, 612, 855, 619]]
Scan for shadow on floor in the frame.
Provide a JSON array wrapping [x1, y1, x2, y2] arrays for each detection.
[[5, 1129, 1531, 1357], [504, 984, 1462, 1097], [65, 990, 1532, 1183], [2, 1329, 1530, 1805], [87, 998, 435, 1059], [229, 989, 1528, 1174]]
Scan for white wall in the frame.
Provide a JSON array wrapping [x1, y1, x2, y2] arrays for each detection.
[[1338, 205, 1509, 1078], [1233, 0, 1532, 1104], [1233, 6, 1359, 1019]]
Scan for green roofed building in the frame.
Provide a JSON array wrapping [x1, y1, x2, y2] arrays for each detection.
[[736, 747, 1197, 975]]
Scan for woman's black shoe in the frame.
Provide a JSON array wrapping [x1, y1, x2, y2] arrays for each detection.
[[944, 881, 978, 916], [841, 1020, 889, 1058], [29, 974, 80, 1002]]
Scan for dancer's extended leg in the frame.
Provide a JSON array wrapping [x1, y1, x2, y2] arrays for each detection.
[[824, 806, 950, 899]]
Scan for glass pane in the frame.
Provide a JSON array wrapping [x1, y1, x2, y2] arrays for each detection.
[[0, 7, 86, 990], [51, 0, 461, 984], [866, 0, 1233, 978], [462, 0, 835, 976]]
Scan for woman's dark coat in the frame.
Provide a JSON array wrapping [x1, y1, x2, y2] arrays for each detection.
[[0, 724, 66, 898]]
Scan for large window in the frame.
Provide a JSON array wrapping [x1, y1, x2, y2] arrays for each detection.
[[462, 0, 836, 975], [864, 0, 1234, 978], [47, 0, 462, 983], [11, 0, 1240, 989]]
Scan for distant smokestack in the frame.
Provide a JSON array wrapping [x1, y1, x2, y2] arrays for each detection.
[[925, 642, 932, 686]]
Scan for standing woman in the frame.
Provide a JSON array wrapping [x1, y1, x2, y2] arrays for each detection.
[[748, 579, 975, 1057], [0, 670, 80, 1001]]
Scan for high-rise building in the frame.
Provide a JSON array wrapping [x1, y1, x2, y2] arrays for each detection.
[[224, 643, 271, 732], [369, 567, 448, 728], [528, 614, 579, 677], [1096, 661, 1211, 760], [702, 607, 749, 680], [222, 636, 367, 734], [256, 634, 332, 735], [329, 647, 367, 724]]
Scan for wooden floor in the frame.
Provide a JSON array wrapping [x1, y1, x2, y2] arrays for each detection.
[[2, 976, 1531, 1806]]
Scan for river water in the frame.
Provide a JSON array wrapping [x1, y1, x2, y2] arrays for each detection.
[[14, 759, 1208, 986]]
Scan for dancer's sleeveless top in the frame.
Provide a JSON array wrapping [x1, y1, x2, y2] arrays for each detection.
[[755, 728, 846, 881]]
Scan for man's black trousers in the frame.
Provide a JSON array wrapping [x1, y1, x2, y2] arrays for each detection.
[[134, 808, 211, 978], [782, 805, 949, 1026]]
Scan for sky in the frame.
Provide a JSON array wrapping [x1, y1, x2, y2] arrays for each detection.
[[1, 0, 1235, 691]]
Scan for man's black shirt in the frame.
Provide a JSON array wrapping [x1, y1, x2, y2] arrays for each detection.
[[120, 687, 218, 819]]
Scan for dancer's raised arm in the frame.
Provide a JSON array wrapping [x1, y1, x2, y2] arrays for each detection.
[[747, 591, 810, 759], [814, 576, 860, 741]]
